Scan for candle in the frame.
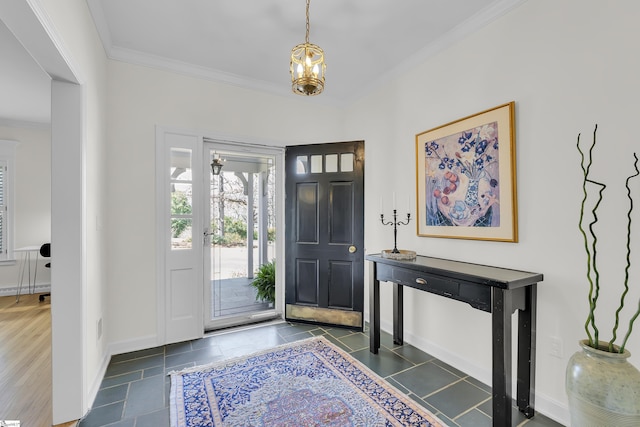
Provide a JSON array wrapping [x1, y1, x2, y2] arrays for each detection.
[[380, 196, 384, 213], [393, 192, 396, 210]]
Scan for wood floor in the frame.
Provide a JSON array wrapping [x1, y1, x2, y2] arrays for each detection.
[[0, 293, 76, 426]]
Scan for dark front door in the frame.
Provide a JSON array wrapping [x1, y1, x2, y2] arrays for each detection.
[[285, 141, 365, 330]]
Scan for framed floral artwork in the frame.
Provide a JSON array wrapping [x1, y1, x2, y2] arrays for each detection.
[[415, 102, 517, 242]]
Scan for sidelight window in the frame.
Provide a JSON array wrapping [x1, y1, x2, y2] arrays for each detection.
[[170, 148, 193, 250]]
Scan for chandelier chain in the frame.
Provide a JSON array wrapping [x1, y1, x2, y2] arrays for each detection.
[[290, 0, 324, 96], [305, 0, 310, 44]]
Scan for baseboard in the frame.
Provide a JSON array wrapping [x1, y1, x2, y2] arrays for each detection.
[[82, 334, 158, 418], [108, 334, 159, 357], [377, 317, 570, 426], [535, 395, 569, 426], [85, 349, 112, 415], [0, 283, 51, 297]]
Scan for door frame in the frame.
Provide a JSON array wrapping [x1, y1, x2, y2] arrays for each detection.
[[202, 139, 285, 330], [156, 128, 286, 345]]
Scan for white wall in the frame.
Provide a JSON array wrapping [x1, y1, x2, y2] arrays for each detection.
[[345, 0, 640, 424], [105, 61, 346, 346], [0, 125, 51, 293]]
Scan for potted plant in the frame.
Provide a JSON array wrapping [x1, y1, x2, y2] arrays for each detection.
[[251, 259, 275, 304], [566, 125, 640, 425]]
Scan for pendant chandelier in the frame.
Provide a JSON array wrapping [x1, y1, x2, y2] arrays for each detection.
[[290, 0, 325, 96]]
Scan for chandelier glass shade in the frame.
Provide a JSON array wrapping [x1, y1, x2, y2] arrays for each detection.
[[290, 0, 325, 96]]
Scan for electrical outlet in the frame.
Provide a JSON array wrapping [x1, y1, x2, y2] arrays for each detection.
[[550, 336, 563, 358]]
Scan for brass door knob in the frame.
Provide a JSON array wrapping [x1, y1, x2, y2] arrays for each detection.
[[348, 245, 357, 253]]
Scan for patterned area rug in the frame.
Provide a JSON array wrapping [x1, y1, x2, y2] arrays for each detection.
[[169, 336, 446, 427]]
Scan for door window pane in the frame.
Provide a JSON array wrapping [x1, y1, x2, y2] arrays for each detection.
[[296, 156, 308, 174], [171, 184, 192, 214], [206, 149, 278, 328], [170, 148, 192, 250], [170, 148, 192, 180], [310, 155, 323, 173], [341, 153, 354, 172], [171, 218, 192, 249], [325, 154, 338, 173]]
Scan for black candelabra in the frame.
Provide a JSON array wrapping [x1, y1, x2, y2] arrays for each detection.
[[380, 210, 411, 253]]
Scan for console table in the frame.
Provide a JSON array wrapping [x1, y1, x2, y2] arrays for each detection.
[[366, 253, 543, 427]]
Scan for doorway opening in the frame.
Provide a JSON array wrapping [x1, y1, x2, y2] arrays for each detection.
[[204, 142, 281, 331]]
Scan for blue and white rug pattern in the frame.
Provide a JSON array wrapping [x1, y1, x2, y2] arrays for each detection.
[[169, 336, 445, 427]]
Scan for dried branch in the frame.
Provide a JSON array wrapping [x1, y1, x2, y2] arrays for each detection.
[[577, 126, 606, 347], [579, 125, 638, 353], [618, 153, 639, 353]]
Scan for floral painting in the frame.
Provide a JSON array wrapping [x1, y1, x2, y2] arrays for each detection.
[[424, 122, 500, 227], [415, 102, 518, 242]]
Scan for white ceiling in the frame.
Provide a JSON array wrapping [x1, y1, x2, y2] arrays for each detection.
[[1, 0, 526, 126]]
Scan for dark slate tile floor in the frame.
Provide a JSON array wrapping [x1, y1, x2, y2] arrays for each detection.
[[78, 321, 564, 427]]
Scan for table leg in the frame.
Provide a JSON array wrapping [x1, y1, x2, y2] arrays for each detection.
[[393, 283, 403, 345], [492, 287, 513, 427], [33, 252, 39, 294], [16, 253, 27, 302], [369, 262, 380, 354], [517, 284, 537, 418]]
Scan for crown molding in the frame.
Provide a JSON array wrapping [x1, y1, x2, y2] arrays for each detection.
[[108, 45, 342, 107], [340, 0, 529, 105], [88, 0, 528, 108], [86, 0, 112, 56]]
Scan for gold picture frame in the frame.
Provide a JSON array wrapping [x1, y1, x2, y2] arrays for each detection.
[[415, 102, 517, 242]]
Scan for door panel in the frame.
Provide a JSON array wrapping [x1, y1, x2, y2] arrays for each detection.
[[296, 183, 319, 243], [169, 268, 195, 320], [328, 261, 353, 308], [160, 132, 203, 345], [295, 259, 319, 304], [329, 182, 353, 243], [285, 141, 364, 330]]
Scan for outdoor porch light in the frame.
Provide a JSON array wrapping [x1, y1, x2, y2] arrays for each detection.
[[290, 0, 326, 96], [211, 153, 224, 175]]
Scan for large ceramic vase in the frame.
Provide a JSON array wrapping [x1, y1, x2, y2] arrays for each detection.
[[566, 339, 640, 426]]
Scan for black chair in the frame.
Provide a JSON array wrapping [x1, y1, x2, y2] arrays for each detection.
[[39, 243, 51, 302]]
